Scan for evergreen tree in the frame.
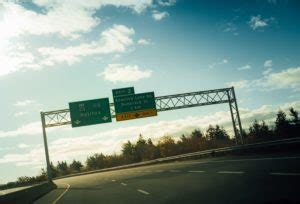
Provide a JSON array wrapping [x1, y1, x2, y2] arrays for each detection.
[[275, 110, 291, 138], [69, 160, 83, 172], [57, 161, 69, 175]]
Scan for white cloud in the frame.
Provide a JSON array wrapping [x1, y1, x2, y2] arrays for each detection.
[[157, 0, 176, 6], [0, 41, 38, 76], [14, 100, 36, 107], [264, 60, 273, 68], [138, 38, 151, 45], [1, 100, 299, 167], [226, 80, 249, 89], [1, 0, 152, 39], [227, 67, 300, 91], [0, 1, 151, 76], [261, 67, 300, 90], [37, 24, 135, 66], [249, 15, 273, 30], [152, 10, 169, 21], [209, 59, 228, 69], [237, 64, 251, 71], [0, 1, 99, 39], [98, 64, 152, 83], [18, 143, 29, 149], [223, 22, 238, 35], [263, 68, 273, 75], [0, 121, 66, 138], [221, 16, 239, 36], [14, 111, 28, 117], [0, 122, 42, 138]]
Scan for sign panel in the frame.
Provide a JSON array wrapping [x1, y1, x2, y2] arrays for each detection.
[[116, 109, 157, 121], [114, 92, 157, 121], [112, 87, 135, 98], [69, 98, 112, 127]]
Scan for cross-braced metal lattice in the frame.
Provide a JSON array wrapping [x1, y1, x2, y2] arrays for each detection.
[[41, 87, 243, 142]]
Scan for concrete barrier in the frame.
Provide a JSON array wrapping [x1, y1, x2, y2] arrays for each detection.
[[0, 182, 56, 204]]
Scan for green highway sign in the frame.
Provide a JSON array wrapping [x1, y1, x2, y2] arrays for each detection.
[[112, 87, 135, 98], [69, 98, 112, 127], [113, 92, 157, 121]]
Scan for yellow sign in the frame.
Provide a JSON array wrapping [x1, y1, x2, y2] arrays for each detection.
[[116, 109, 157, 121]]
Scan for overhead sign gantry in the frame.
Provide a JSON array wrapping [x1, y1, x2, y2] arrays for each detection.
[[40, 87, 243, 181]]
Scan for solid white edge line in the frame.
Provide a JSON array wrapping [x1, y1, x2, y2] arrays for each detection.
[[0, 191, 6, 195], [218, 171, 244, 174], [137, 189, 150, 195], [52, 183, 70, 204], [270, 172, 300, 176]]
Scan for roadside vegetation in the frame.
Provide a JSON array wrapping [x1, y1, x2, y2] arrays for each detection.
[[1, 108, 299, 189]]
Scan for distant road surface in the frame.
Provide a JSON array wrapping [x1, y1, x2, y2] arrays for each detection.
[[35, 153, 300, 204]]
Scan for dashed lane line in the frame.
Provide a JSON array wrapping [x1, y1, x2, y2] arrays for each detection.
[[121, 182, 127, 186], [218, 171, 244, 174], [112, 179, 116, 182], [137, 189, 150, 195], [169, 170, 181, 173], [188, 170, 205, 173], [52, 183, 70, 204], [270, 172, 300, 176]]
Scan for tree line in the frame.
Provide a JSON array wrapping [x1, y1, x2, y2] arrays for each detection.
[[2, 107, 299, 189]]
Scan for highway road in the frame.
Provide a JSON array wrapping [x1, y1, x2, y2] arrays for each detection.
[[35, 153, 300, 204]]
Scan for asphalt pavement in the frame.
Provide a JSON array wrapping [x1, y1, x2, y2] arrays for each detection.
[[35, 153, 300, 204]]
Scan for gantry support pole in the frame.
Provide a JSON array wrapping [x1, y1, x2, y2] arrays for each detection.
[[41, 112, 52, 182], [227, 89, 239, 145], [231, 87, 244, 144]]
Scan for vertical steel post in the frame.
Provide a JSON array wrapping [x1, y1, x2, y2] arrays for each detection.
[[41, 112, 52, 181], [231, 87, 244, 144], [227, 90, 238, 145]]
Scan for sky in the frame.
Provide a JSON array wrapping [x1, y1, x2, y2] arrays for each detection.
[[0, 0, 300, 183]]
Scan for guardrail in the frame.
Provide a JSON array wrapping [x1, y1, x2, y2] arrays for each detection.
[[55, 137, 300, 180]]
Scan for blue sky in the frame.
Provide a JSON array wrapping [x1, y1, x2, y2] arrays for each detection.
[[0, 0, 299, 183]]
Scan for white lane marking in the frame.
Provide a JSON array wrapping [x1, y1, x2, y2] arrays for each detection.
[[0, 191, 6, 195], [170, 170, 180, 172], [270, 172, 300, 176], [52, 183, 70, 204], [112, 179, 116, 182], [218, 171, 244, 174], [188, 170, 205, 173], [167, 156, 300, 167], [137, 189, 150, 195], [216, 156, 300, 162], [121, 182, 127, 186]]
